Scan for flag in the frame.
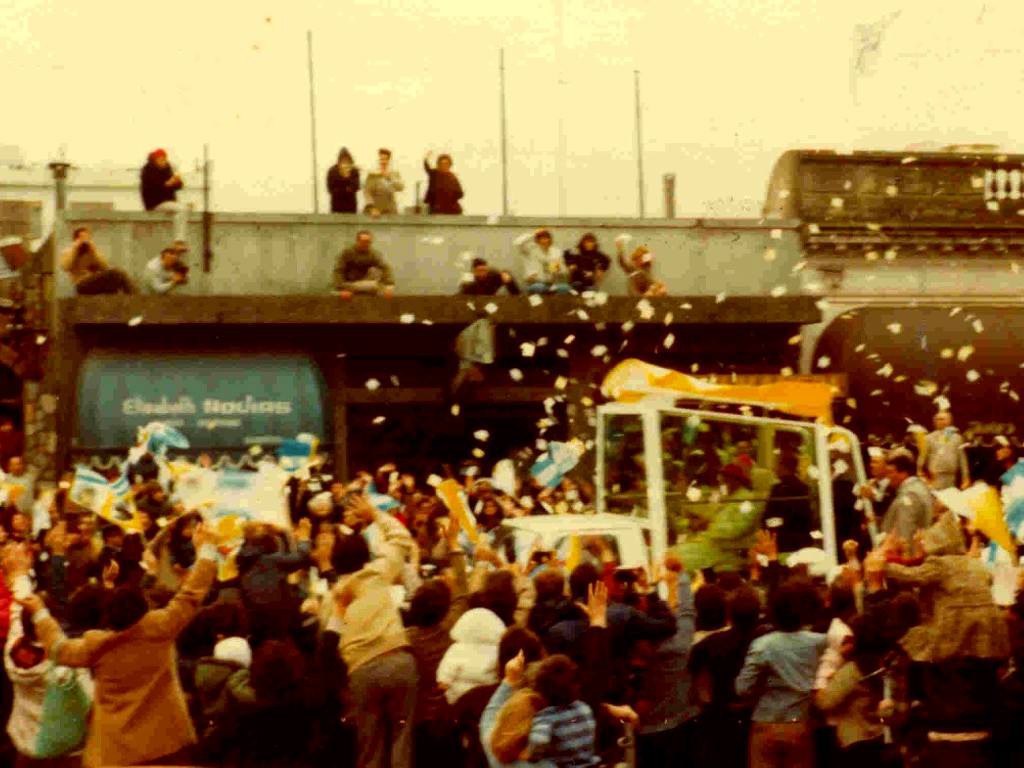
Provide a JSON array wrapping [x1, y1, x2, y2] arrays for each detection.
[[128, 421, 190, 463], [530, 440, 584, 489], [437, 479, 479, 544], [966, 483, 1016, 557], [68, 466, 142, 532], [278, 435, 319, 475], [1001, 461, 1024, 541], [564, 534, 582, 572]]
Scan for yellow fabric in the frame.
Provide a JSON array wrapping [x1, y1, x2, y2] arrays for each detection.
[[564, 535, 582, 572], [966, 484, 1016, 556], [601, 359, 836, 423], [437, 479, 479, 544]]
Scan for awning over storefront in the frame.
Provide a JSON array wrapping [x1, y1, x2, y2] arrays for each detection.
[[814, 305, 1024, 443], [75, 353, 326, 452]]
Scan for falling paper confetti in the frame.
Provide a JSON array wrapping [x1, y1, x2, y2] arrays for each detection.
[[792, 261, 807, 273], [555, 376, 568, 390], [474, 430, 490, 441], [957, 345, 974, 362], [390, 375, 401, 386], [815, 299, 830, 311], [972, 319, 984, 333], [780, 367, 794, 377], [472, 448, 486, 459], [365, 378, 381, 391], [372, 416, 386, 425], [884, 249, 897, 261], [691, 364, 700, 373], [788, 334, 802, 345], [450, 404, 460, 416], [248, 445, 263, 456], [591, 292, 609, 306], [832, 459, 849, 477], [128, 316, 143, 327], [715, 292, 727, 303], [886, 185, 898, 197], [817, 356, 831, 368], [427, 474, 443, 488], [35, 335, 46, 345], [576, 309, 589, 321], [770, 285, 787, 297], [830, 197, 844, 209], [485, 302, 498, 315], [622, 321, 635, 333], [509, 368, 523, 382], [636, 299, 655, 319], [664, 333, 675, 349], [528, 294, 543, 307], [915, 381, 938, 396], [866, 251, 880, 262], [876, 363, 894, 378], [966, 370, 981, 382], [686, 486, 702, 502], [739, 500, 754, 514], [846, 398, 857, 409], [591, 345, 608, 357], [556, 349, 569, 358], [400, 313, 415, 324], [520, 342, 536, 358], [935, 395, 951, 411], [807, 223, 820, 235], [988, 201, 1000, 212], [763, 248, 777, 262], [887, 323, 902, 334]]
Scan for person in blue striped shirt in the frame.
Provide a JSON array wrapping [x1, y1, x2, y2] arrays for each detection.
[[527, 655, 599, 768]]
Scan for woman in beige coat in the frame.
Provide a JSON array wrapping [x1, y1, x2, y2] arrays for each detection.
[[18, 524, 219, 767]]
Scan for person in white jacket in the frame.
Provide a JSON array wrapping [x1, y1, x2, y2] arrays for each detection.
[[5, 602, 94, 764], [515, 230, 570, 295], [437, 606, 506, 705]]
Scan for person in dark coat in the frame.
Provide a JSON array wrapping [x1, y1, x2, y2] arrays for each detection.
[[564, 233, 611, 292], [459, 258, 520, 296], [327, 148, 360, 213], [140, 149, 183, 211], [764, 454, 814, 553], [423, 152, 463, 214]]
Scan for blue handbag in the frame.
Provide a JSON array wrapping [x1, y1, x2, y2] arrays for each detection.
[[34, 663, 90, 759]]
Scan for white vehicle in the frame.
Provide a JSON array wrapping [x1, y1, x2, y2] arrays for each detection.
[[595, 360, 875, 574], [492, 513, 649, 571]]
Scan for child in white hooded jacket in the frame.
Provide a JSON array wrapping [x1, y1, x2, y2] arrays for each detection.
[[437, 607, 506, 705]]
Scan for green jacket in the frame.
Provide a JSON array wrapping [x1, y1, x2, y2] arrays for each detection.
[[675, 487, 762, 573]]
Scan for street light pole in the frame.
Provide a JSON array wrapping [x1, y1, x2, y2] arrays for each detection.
[[307, 30, 320, 214], [634, 70, 645, 218]]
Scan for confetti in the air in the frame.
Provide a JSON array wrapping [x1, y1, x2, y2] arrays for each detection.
[[988, 201, 1000, 212], [739, 501, 754, 514], [622, 321, 635, 333], [770, 229, 782, 240], [876, 363, 894, 378], [529, 294, 543, 307], [390, 376, 400, 386], [35, 335, 45, 345], [591, 345, 608, 357], [941, 348, 954, 359], [887, 323, 902, 335], [128, 316, 143, 327], [400, 313, 415, 324], [886, 185, 898, 197], [966, 370, 981, 382], [815, 299, 830, 311], [520, 342, 536, 358], [485, 302, 498, 315], [450, 404, 460, 416], [509, 368, 523, 382], [866, 251, 880, 262], [372, 416, 386, 425], [788, 334, 802, 346], [780, 367, 794, 377], [817, 356, 831, 368], [901, 156, 917, 165], [715, 292, 727, 304], [472, 448, 485, 459], [474, 430, 490, 442], [686, 486, 702, 502], [915, 381, 938, 396], [555, 376, 568, 391], [365, 378, 381, 391], [807, 224, 820, 235], [636, 299, 655, 319], [770, 285, 787, 297], [664, 333, 675, 349], [973, 319, 984, 333], [846, 398, 857, 409], [884, 249, 897, 261], [764, 248, 777, 262], [830, 198, 844, 209], [248, 445, 263, 456], [427, 474, 443, 488], [663, 312, 674, 325], [957, 345, 974, 362], [576, 309, 589, 321]]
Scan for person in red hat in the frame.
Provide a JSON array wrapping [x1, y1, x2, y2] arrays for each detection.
[[140, 149, 188, 241]]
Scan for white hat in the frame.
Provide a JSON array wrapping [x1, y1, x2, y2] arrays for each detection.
[[214, 637, 252, 669]]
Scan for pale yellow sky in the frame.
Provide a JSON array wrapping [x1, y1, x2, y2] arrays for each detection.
[[2, 0, 1021, 216]]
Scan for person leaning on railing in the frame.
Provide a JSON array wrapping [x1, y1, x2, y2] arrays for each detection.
[[60, 226, 135, 295]]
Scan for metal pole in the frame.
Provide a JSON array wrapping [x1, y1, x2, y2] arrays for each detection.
[[634, 70, 645, 217], [307, 30, 320, 214], [662, 173, 675, 218], [202, 144, 213, 273], [555, 0, 566, 216], [499, 48, 510, 216]]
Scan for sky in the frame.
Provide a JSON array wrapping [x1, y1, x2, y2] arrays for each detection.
[[2, 0, 1023, 217]]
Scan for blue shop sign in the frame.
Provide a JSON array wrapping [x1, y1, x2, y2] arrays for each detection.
[[76, 353, 326, 450]]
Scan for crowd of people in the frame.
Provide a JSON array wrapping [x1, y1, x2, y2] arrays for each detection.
[[334, 228, 667, 298], [0, 403, 1015, 767]]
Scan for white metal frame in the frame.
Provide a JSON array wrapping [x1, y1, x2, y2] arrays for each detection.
[[596, 402, 868, 568]]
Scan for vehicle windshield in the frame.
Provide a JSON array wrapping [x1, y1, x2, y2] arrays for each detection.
[[601, 408, 830, 573]]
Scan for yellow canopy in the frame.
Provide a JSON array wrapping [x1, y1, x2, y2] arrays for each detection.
[[601, 359, 836, 424]]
